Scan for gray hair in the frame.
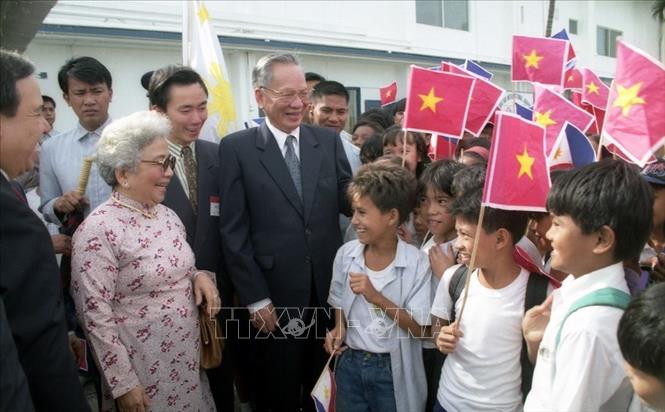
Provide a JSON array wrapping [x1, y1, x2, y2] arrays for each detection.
[[96, 110, 171, 187], [252, 53, 301, 88]]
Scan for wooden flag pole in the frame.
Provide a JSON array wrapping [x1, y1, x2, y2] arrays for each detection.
[[401, 128, 408, 169], [454, 204, 486, 327]]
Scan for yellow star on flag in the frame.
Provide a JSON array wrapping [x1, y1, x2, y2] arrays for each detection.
[[613, 82, 646, 116], [523, 50, 544, 69], [418, 87, 444, 113], [586, 82, 600, 94], [385, 89, 392, 97], [553, 147, 563, 160], [568, 75, 575, 81], [197, 3, 210, 23], [516, 145, 535, 179], [534, 110, 557, 128], [205, 62, 237, 136]]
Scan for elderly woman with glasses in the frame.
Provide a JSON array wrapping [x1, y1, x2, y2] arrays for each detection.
[[71, 111, 218, 412]]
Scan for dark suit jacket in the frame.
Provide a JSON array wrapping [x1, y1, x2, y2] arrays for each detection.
[[219, 123, 352, 309], [0, 174, 89, 411], [162, 140, 230, 300]]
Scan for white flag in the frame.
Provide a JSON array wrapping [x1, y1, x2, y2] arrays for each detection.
[[183, 0, 237, 141]]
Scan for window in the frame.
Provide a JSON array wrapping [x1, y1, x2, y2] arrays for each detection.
[[416, 0, 469, 31], [569, 19, 578, 35], [597, 26, 622, 57], [345, 87, 361, 132]]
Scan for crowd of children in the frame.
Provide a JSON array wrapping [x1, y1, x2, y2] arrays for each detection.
[[324, 123, 665, 412]]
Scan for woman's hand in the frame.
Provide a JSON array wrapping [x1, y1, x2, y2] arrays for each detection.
[[117, 385, 150, 412], [193, 271, 221, 317]]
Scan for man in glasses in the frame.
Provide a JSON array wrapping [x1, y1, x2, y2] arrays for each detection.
[[219, 53, 352, 411], [147, 65, 234, 412]]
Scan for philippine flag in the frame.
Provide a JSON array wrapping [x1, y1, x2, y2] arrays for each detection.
[[311, 355, 336, 412]]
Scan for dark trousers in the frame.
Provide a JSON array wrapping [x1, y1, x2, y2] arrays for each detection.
[[423, 347, 446, 412]]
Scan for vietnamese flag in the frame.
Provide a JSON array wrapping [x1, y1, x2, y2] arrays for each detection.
[[581, 68, 610, 109], [482, 112, 550, 212], [428, 134, 458, 161], [571, 90, 603, 134], [564, 68, 583, 89], [511, 35, 568, 86], [380, 81, 397, 107], [602, 41, 665, 167], [441, 63, 505, 137], [403, 65, 475, 138], [533, 84, 594, 156]]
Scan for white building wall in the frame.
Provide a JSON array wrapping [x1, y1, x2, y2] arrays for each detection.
[[25, 0, 662, 133]]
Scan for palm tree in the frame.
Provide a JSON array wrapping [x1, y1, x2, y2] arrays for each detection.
[[545, 0, 556, 37], [654, 0, 665, 61]]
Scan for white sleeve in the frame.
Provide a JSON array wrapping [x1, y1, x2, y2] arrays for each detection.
[[430, 264, 462, 320], [403, 250, 432, 326]]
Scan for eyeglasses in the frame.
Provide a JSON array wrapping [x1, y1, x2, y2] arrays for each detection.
[[141, 154, 176, 172], [259, 86, 312, 103]]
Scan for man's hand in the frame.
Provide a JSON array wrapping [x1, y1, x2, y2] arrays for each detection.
[[522, 294, 553, 363], [397, 224, 414, 244], [324, 326, 347, 356], [67, 334, 84, 364], [54, 191, 87, 214], [251, 303, 278, 334], [117, 385, 150, 412], [429, 243, 456, 280], [436, 321, 463, 354], [51, 234, 72, 255], [349, 272, 380, 304], [193, 271, 220, 317]]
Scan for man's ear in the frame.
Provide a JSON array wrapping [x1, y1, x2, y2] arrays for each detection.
[[495, 228, 513, 251], [108, 87, 113, 102], [254, 88, 264, 109], [63, 92, 71, 107], [388, 208, 400, 227], [593, 225, 615, 256], [151, 104, 165, 114]]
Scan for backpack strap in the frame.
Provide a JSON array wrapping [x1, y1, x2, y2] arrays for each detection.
[[520, 273, 550, 402], [554, 287, 631, 349], [447, 265, 468, 323]]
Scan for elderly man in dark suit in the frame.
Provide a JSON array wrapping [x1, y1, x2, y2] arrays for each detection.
[[0, 49, 89, 411], [219, 53, 352, 411], [147, 65, 234, 412]]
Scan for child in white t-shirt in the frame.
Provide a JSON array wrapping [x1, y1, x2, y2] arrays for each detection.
[[431, 168, 537, 412], [326, 162, 431, 412]]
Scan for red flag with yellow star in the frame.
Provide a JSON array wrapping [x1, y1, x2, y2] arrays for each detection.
[[602, 41, 665, 167], [441, 63, 505, 137], [482, 112, 550, 212], [380, 81, 397, 107], [581, 68, 610, 109], [403, 65, 475, 138], [564, 67, 583, 90], [533, 84, 594, 156], [511, 35, 568, 86]]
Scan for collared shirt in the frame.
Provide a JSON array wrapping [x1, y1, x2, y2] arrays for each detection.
[[166, 139, 197, 200], [39, 119, 113, 225], [525, 262, 633, 412], [265, 117, 300, 160]]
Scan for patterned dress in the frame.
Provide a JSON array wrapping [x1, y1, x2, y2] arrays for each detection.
[[71, 192, 216, 411]]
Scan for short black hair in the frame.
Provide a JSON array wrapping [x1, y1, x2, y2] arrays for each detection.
[[420, 159, 465, 197], [42, 95, 55, 107], [451, 186, 528, 246], [618, 283, 665, 383], [392, 98, 406, 116], [0, 49, 35, 117], [305, 72, 325, 83], [57, 56, 112, 94], [311, 80, 349, 103], [348, 161, 417, 225], [148, 65, 208, 111], [359, 107, 393, 130], [547, 159, 653, 262], [451, 163, 485, 198], [359, 134, 384, 164], [352, 119, 384, 136]]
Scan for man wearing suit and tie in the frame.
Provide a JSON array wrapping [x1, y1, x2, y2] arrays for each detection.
[[0, 49, 89, 411], [219, 53, 352, 411], [148, 65, 234, 412]]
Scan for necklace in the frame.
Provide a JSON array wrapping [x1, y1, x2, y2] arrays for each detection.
[[112, 197, 156, 219]]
